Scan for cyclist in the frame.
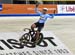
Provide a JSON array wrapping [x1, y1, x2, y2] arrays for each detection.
[[31, 3, 55, 42]]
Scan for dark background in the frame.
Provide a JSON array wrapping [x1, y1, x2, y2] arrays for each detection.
[[1, 0, 75, 4]]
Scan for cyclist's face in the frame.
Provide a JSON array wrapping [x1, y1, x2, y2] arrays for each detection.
[[42, 9, 47, 14]]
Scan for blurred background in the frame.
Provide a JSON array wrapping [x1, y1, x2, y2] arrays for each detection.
[[1, 0, 75, 4]]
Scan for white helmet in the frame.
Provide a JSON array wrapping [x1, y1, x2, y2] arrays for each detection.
[[43, 8, 48, 11]]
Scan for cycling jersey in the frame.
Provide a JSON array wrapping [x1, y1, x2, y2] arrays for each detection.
[[35, 8, 54, 23]]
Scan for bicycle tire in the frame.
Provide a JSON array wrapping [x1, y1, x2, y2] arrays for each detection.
[[37, 33, 44, 45], [19, 33, 31, 45]]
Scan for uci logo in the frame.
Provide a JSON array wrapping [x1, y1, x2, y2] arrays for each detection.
[[0, 37, 57, 50]]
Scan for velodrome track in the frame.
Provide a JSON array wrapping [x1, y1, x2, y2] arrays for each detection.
[[0, 16, 75, 54]]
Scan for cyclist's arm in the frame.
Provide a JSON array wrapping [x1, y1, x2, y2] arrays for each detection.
[[47, 14, 54, 19], [35, 2, 41, 14], [48, 10, 56, 19]]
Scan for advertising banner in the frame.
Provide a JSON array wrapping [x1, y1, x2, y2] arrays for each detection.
[[0, 31, 73, 55], [57, 5, 75, 14], [0, 4, 57, 14]]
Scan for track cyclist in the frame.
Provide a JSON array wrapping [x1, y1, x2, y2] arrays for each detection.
[[31, 2, 55, 43]]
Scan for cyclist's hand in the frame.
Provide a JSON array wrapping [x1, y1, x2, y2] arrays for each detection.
[[36, 2, 40, 7]]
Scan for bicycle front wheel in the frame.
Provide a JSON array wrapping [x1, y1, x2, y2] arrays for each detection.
[[19, 33, 31, 44]]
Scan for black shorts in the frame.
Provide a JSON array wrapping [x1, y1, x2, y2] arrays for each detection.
[[34, 22, 44, 32]]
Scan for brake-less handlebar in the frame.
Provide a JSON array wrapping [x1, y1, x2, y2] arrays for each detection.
[[24, 28, 31, 32]]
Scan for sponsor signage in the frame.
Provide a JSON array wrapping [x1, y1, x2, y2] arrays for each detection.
[[0, 4, 57, 14], [57, 5, 75, 14], [0, 31, 73, 55]]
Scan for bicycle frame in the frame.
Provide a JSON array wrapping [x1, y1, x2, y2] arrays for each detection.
[[19, 28, 44, 46]]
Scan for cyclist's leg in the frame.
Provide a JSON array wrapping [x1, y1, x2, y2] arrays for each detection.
[[31, 23, 36, 32], [31, 23, 37, 42], [35, 26, 44, 42]]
